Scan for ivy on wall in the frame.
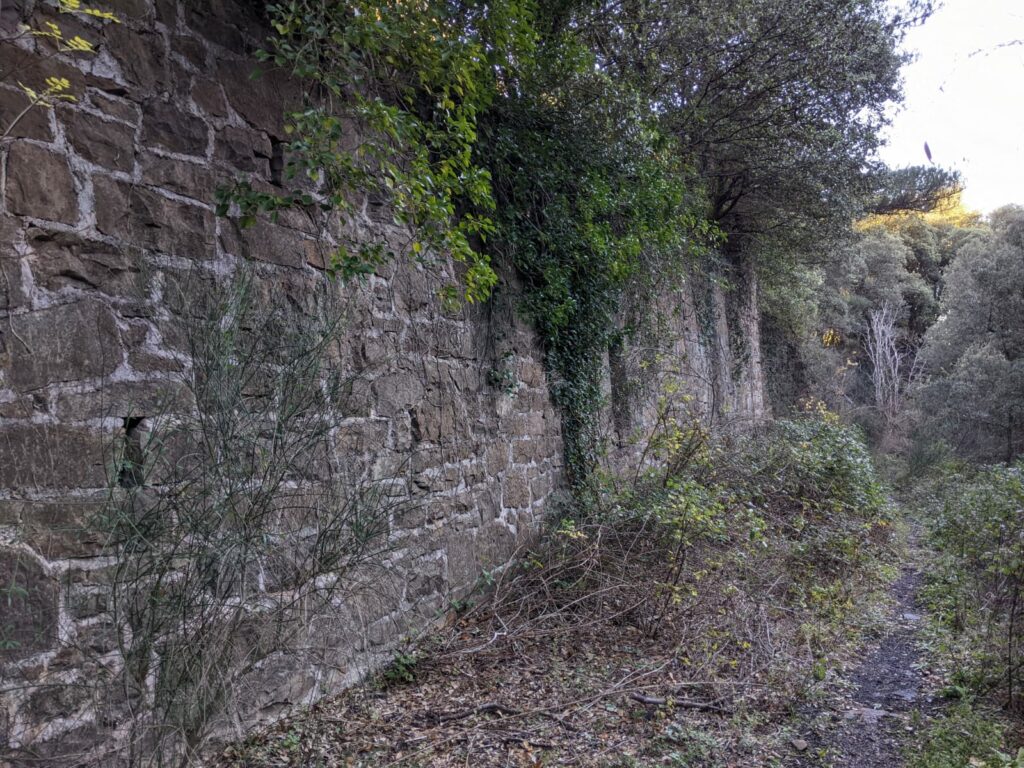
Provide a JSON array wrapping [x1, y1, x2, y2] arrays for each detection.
[[219, 0, 536, 306], [226, 0, 918, 492]]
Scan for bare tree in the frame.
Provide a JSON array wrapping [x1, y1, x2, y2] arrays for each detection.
[[865, 303, 920, 439]]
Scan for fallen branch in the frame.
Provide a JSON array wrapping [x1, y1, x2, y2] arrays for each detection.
[[628, 692, 734, 715], [436, 701, 520, 723]]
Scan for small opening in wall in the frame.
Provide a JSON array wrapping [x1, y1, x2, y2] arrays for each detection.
[[408, 408, 422, 443], [118, 416, 146, 489], [270, 138, 285, 187]]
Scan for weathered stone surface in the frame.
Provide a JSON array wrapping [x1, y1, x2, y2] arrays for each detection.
[[93, 176, 214, 257], [0, 496, 107, 559], [26, 228, 143, 298], [0, 424, 109, 489], [5, 300, 121, 392], [103, 0, 154, 20], [4, 143, 77, 224], [139, 152, 220, 200], [56, 378, 191, 419], [106, 25, 170, 94], [173, 33, 209, 69], [191, 77, 227, 117], [0, 549, 59, 661], [87, 90, 139, 124], [217, 58, 294, 137], [63, 110, 136, 172], [184, 2, 247, 53], [141, 99, 208, 155], [372, 375, 425, 415], [501, 470, 530, 509], [214, 124, 271, 174], [0, 217, 26, 310], [221, 219, 311, 269], [0, 89, 52, 141]]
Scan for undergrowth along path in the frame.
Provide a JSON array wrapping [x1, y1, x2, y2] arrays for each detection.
[[791, 541, 937, 767]]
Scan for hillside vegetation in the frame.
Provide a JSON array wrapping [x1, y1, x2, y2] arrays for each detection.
[[4, 0, 1022, 765], [220, 0, 1024, 764]]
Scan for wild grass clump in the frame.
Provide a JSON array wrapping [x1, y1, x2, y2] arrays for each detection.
[[905, 699, 1009, 768]]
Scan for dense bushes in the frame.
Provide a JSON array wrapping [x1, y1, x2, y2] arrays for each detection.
[[497, 407, 894, 688], [920, 462, 1024, 708]]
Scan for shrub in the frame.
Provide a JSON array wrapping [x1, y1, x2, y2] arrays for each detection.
[[922, 461, 1024, 708]]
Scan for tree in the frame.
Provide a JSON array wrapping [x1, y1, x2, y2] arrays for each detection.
[[865, 302, 919, 442], [916, 206, 1024, 461]]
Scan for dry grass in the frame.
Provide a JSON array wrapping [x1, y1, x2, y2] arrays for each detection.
[[221, 508, 895, 767]]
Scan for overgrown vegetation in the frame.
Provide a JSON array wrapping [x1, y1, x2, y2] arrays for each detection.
[[223, 408, 897, 766], [101, 272, 399, 764], [917, 464, 1024, 703], [223, 0, 939, 488]]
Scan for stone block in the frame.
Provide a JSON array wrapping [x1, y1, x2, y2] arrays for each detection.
[[4, 142, 77, 224], [530, 472, 555, 502], [191, 77, 227, 118], [56, 378, 191, 420], [4, 300, 121, 392], [87, 90, 139, 124], [411, 402, 458, 442], [373, 375, 425, 416], [1, 495, 108, 559], [139, 152, 221, 201], [0, 88, 52, 141], [141, 99, 208, 156], [185, 3, 248, 53], [106, 25, 170, 94], [0, 218, 27, 311], [26, 228, 144, 299], [214, 124, 271, 174], [334, 418, 390, 456], [0, 424, 109, 490], [173, 34, 209, 70], [0, 396, 34, 418], [103, 0, 154, 20], [443, 529, 478, 589], [475, 522, 517, 568], [217, 59, 296, 137], [501, 470, 530, 510], [222, 219, 312, 270], [62, 109, 136, 172], [93, 176, 215, 258], [0, 548, 59, 661]]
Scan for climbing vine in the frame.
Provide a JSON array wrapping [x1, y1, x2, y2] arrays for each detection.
[[482, 22, 713, 486], [220, 0, 536, 305]]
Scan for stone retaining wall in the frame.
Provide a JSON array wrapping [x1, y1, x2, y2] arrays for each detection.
[[0, 1, 562, 763]]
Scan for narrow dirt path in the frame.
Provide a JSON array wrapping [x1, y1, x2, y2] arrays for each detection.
[[789, 561, 936, 767]]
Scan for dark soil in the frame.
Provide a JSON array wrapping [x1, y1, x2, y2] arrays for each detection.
[[789, 565, 937, 767]]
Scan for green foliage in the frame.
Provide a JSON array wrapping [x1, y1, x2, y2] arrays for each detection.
[[380, 650, 420, 685], [221, 0, 538, 302], [906, 700, 1006, 768], [483, 12, 708, 486], [920, 462, 1024, 707], [916, 206, 1024, 461], [228, 0, 929, 491], [745, 411, 888, 521]]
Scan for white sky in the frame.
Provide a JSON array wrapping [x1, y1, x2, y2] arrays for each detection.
[[879, 0, 1024, 214]]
